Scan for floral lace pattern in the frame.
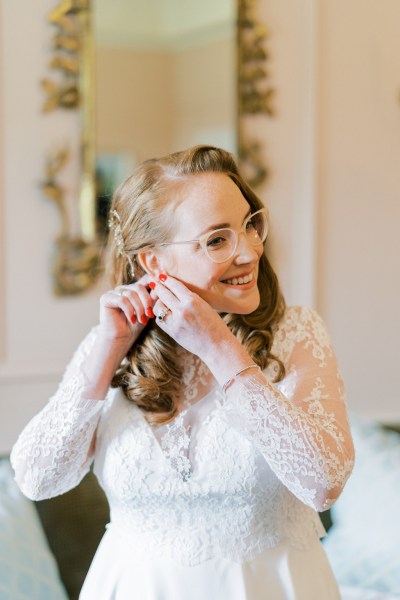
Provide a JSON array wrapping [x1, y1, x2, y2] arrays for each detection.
[[159, 413, 192, 482], [221, 306, 354, 512], [10, 328, 102, 500], [11, 306, 354, 565]]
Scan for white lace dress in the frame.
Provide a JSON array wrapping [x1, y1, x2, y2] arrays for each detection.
[[11, 306, 354, 600]]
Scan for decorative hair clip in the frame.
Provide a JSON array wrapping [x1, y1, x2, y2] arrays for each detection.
[[108, 209, 135, 278]]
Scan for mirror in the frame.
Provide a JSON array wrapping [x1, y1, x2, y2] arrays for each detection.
[[41, 0, 271, 295], [93, 0, 237, 234]]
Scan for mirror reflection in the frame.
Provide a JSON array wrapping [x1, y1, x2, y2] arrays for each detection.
[[94, 0, 236, 226]]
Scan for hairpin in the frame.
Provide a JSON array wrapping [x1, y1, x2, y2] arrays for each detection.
[[108, 209, 135, 278]]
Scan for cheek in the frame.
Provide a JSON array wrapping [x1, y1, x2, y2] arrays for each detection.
[[184, 270, 219, 291], [176, 264, 223, 293], [198, 266, 225, 289], [159, 251, 179, 277]]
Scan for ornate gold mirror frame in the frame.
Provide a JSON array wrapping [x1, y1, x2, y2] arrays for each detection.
[[41, 0, 274, 296]]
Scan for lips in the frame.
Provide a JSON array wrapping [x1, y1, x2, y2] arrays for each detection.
[[221, 272, 254, 286]]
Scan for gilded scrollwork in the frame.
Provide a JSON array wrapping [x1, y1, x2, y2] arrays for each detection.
[[238, 0, 275, 188], [41, 147, 100, 296], [41, 0, 99, 296], [41, 0, 80, 112]]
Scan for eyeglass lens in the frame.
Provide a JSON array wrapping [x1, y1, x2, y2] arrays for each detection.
[[205, 210, 268, 262]]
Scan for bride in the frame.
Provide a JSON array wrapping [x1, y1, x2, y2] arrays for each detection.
[[11, 145, 354, 599]]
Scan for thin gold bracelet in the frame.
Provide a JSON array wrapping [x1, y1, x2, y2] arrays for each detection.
[[221, 364, 259, 395]]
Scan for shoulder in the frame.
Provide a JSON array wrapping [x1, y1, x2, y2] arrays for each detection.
[[278, 305, 329, 334], [272, 306, 332, 359]]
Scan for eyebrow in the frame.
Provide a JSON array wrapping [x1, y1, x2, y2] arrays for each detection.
[[197, 207, 252, 237]]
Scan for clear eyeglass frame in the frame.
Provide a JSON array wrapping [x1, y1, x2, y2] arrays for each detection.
[[157, 208, 269, 263]]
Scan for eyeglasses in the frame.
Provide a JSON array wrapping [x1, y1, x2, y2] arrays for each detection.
[[157, 208, 269, 263]]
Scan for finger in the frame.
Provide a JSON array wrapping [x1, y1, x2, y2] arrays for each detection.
[[156, 274, 192, 302], [149, 288, 159, 302], [101, 291, 138, 326], [115, 288, 154, 324], [130, 284, 156, 317], [119, 294, 144, 325], [116, 275, 155, 296], [116, 279, 157, 317], [153, 301, 172, 327], [152, 282, 179, 311]]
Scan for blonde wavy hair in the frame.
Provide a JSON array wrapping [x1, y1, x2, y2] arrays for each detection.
[[105, 145, 286, 424]]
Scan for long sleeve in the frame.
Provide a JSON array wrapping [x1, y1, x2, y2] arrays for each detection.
[[221, 306, 354, 512], [10, 327, 104, 501]]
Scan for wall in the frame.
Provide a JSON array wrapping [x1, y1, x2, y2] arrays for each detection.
[[254, 0, 400, 420], [1, 1, 399, 454], [316, 0, 400, 421], [0, 1, 102, 454]]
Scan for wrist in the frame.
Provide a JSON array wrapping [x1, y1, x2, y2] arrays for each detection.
[[80, 334, 130, 400], [200, 330, 254, 387], [222, 364, 260, 395]]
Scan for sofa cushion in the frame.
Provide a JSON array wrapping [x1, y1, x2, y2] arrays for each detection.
[[0, 458, 67, 600], [35, 469, 109, 600], [323, 417, 400, 596]]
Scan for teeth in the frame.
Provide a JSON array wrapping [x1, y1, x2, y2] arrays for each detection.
[[224, 273, 254, 285]]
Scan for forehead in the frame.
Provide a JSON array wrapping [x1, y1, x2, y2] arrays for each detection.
[[171, 173, 249, 234]]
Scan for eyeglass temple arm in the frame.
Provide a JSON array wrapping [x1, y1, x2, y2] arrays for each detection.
[[158, 240, 199, 247]]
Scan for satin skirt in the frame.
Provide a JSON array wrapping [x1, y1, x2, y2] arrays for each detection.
[[80, 527, 341, 600]]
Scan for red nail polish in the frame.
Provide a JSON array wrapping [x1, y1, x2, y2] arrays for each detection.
[[149, 282, 156, 290], [146, 307, 155, 318], [140, 315, 148, 325], [131, 314, 137, 324], [159, 273, 167, 282]]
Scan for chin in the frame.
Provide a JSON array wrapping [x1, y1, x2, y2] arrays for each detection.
[[216, 295, 261, 315]]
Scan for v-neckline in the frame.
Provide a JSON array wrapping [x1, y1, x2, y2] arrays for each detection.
[[135, 385, 220, 482]]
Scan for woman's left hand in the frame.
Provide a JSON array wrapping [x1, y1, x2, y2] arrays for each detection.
[[151, 274, 232, 360]]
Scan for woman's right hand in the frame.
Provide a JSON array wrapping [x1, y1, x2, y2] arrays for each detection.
[[98, 274, 156, 352], [79, 275, 156, 402]]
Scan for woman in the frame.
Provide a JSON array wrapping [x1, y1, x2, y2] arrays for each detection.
[[11, 145, 354, 599]]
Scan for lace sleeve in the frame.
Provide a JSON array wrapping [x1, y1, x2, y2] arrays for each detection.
[[10, 327, 104, 501], [221, 306, 355, 512]]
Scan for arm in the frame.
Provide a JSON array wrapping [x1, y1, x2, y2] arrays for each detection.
[[11, 275, 157, 501], [147, 277, 354, 511], [10, 328, 105, 500], [219, 306, 355, 512]]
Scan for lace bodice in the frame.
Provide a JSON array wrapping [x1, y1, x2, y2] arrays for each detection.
[[11, 306, 354, 566]]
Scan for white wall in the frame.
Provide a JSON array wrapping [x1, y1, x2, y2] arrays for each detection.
[[1, 1, 399, 454]]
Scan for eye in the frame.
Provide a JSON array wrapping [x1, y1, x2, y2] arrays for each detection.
[[206, 235, 228, 249], [246, 215, 259, 233]]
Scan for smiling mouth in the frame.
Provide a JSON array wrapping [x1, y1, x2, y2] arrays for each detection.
[[221, 272, 254, 286]]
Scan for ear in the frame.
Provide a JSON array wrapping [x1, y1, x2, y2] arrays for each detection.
[[137, 248, 164, 276]]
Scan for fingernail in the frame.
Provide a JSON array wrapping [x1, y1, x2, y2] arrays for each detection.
[[146, 307, 155, 318], [131, 314, 137, 324], [159, 273, 167, 282], [149, 282, 156, 290], [140, 315, 148, 325]]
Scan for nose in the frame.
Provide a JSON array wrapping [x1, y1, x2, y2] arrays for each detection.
[[234, 231, 260, 263]]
